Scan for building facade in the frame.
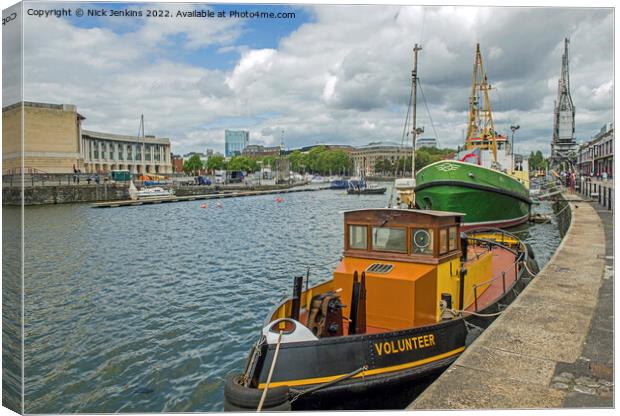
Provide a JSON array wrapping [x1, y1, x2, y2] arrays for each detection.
[[171, 154, 184, 173], [416, 137, 437, 149], [82, 130, 172, 174], [2, 101, 173, 175], [2, 102, 85, 174], [225, 130, 249, 157], [242, 144, 282, 158], [351, 142, 412, 176], [577, 123, 614, 178]]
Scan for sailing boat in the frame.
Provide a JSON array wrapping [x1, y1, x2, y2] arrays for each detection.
[[129, 115, 174, 200], [414, 44, 531, 230]]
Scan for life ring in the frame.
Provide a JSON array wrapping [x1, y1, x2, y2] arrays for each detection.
[[223, 374, 290, 410]]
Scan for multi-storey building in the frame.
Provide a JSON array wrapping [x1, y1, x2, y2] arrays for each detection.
[[416, 137, 437, 149], [2, 101, 173, 175], [2, 102, 85, 174], [242, 144, 282, 158], [577, 123, 614, 178], [82, 130, 172, 175], [224, 130, 249, 157], [351, 141, 412, 176]]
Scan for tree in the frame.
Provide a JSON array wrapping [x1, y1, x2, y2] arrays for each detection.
[[528, 150, 546, 171], [206, 155, 225, 173], [228, 156, 258, 172], [183, 154, 203, 175]]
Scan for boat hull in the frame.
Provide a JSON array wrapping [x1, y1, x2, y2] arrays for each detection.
[[347, 187, 387, 195], [415, 161, 531, 229]]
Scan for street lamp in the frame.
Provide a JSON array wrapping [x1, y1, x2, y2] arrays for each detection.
[[510, 125, 520, 172]]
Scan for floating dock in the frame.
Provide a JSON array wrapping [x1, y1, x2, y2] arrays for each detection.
[[91, 187, 329, 208]]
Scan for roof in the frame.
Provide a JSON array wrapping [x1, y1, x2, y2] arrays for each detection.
[[342, 208, 465, 217], [354, 141, 412, 150], [82, 129, 170, 145]]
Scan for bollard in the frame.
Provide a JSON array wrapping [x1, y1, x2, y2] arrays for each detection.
[[608, 187, 612, 211], [598, 185, 602, 204]]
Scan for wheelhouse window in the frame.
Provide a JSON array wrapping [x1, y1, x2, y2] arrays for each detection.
[[448, 226, 458, 251], [348, 225, 367, 250], [411, 228, 434, 255], [439, 228, 448, 254], [372, 227, 406, 253]]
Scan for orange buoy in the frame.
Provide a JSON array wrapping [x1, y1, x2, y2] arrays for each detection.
[[275, 197, 283, 203], [201, 202, 207, 208]]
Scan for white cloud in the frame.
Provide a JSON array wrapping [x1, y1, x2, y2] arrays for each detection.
[[11, 5, 614, 156]]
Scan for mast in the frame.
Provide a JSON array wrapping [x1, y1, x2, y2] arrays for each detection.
[[411, 44, 422, 180], [466, 44, 498, 163], [140, 114, 145, 175]]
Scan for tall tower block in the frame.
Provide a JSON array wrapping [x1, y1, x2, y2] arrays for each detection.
[[551, 38, 578, 168]]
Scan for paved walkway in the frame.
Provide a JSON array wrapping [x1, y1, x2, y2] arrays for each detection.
[[409, 194, 613, 409]]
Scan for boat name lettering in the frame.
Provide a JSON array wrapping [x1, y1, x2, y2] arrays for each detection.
[[373, 334, 435, 356]]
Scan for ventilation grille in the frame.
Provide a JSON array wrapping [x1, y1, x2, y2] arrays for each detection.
[[366, 263, 394, 274]]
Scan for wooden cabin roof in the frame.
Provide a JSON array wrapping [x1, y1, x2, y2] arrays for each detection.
[[342, 208, 465, 218]]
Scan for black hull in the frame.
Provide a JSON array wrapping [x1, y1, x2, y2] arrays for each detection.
[[225, 251, 538, 410], [347, 187, 387, 195], [252, 318, 467, 390]]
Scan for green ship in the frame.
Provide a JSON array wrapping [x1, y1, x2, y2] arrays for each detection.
[[415, 160, 531, 229], [414, 44, 531, 229]]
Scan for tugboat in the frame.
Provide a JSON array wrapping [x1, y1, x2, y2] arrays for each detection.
[[415, 44, 532, 229], [224, 207, 537, 411]]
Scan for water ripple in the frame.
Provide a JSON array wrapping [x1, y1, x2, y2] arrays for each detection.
[[12, 188, 560, 412]]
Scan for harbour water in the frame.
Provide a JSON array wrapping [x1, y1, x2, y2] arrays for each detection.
[[9, 186, 563, 412]]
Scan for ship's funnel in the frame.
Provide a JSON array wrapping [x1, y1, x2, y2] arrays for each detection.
[[395, 178, 416, 208]]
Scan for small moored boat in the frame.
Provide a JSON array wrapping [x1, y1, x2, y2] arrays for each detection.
[[129, 180, 174, 200], [224, 208, 537, 411]]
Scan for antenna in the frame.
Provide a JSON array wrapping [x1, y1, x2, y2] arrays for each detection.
[[411, 44, 422, 180]]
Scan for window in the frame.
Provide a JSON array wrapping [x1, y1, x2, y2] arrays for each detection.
[[372, 227, 406, 253], [439, 228, 448, 254], [348, 225, 367, 250], [127, 145, 133, 161], [136, 144, 142, 160], [411, 228, 433, 255], [448, 226, 458, 251]]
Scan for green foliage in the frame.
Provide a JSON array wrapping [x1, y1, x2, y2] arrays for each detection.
[[528, 150, 547, 171], [183, 154, 203, 175], [285, 146, 351, 175], [374, 158, 394, 175], [206, 155, 225, 173], [228, 156, 258, 172]]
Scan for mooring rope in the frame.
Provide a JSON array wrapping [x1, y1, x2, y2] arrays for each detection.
[[256, 331, 283, 412], [451, 308, 504, 318], [289, 365, 368, 403]]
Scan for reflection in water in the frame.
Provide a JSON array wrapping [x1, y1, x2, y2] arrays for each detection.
[[17, 189, 561, 412]]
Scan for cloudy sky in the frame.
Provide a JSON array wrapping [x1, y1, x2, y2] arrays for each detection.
[[3, 2, 614, 156]]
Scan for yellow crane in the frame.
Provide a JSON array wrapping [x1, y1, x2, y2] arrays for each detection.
[[465, 44, 500, 163]]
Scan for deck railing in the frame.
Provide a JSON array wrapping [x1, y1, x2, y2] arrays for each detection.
[[463, 228, 527, 313]]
